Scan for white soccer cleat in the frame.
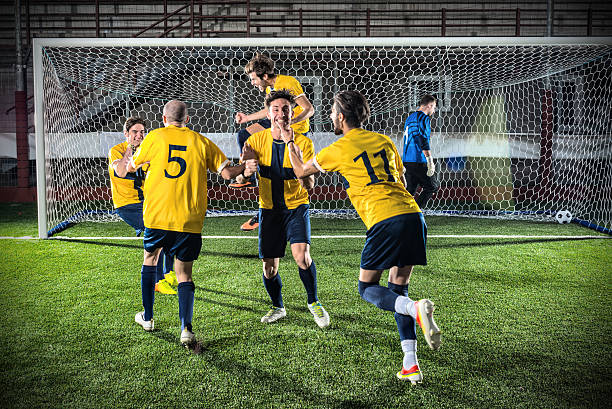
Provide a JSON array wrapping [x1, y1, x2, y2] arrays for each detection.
[[135, 311, 154, 332], [396, 364, 423, 385], [260, 307, 286, 323], [308, 301, 330, 328], [416, 299, 441, 350], [180, 329, 196, 346]]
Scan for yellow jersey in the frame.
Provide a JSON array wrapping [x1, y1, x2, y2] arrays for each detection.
[[108, 141, 146, 209], [131, 125, 230, 234], [314, 128, 420, 230], [266, 74, 309, 134], [248, 128, 313, 210]]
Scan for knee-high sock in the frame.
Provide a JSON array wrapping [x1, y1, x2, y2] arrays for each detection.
[[155, 253, 165, 283], [141, 265, 156, 321], [263, 273, 283, 308], [178, 281, 195, 332], [388, 282, 417, 341], [358, 280, 400, 312], [298, 261, 318, 304]]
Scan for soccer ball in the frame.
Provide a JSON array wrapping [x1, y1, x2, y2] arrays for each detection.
[[555, 210, 572, 224]]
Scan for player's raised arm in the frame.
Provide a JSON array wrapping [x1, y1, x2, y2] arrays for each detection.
[[290, 94, 315, 125]]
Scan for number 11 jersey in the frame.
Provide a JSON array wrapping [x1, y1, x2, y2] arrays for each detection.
[[313, 128, 420, 230]]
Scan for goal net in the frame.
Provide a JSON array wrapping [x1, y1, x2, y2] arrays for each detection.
[[33, 38, 612, 238]]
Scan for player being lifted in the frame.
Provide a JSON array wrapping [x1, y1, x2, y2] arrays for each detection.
[[232, 53, 315, 232], [126, 100, 257, 345], [242, 89, 329, 328], [108, 117, 177, 295], [281, 90, 441, 383]]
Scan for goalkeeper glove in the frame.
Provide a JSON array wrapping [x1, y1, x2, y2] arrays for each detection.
[[426, 156, 435, 177]]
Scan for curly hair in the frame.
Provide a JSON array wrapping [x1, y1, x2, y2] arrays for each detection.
[[264, 89, 295, 108]]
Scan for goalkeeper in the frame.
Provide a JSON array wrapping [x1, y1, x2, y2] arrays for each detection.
[[109, 117, 177, 295], [401, 94, 439, 209], [232, 53, 315, 232], [282, 90, 441, 383]]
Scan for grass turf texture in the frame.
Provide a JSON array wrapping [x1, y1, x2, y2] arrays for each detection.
[[0, 203, 610, 408]]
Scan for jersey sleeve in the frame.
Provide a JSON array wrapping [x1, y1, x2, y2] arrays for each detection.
[[314, 142, 341, 173], [131, 131, 153, 168], [298, 135, 315, 163], [390, 141, 405, 177], [284, 76, 305, 98], [204, 137, 230, 173], [418, 114, 431, 151]]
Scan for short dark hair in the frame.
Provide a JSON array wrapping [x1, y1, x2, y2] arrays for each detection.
[[264, 89, 295, 108], [123, 117, 146, 133], [244, 53, 275, 79], [333, 90, 370, 128], [419, 94, 437, 107]]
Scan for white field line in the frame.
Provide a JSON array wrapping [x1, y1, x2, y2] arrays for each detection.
[[0, 235, 609, 240]]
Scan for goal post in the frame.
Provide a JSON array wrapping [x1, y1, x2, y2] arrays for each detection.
[[33, 37, 612, 238]]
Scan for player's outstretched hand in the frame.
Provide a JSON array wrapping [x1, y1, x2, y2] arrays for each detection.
[[241, 142, 258, 162], [235, 112, 246, 124]]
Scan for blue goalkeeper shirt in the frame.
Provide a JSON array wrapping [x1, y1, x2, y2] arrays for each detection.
[[402, 110, 431, 163]]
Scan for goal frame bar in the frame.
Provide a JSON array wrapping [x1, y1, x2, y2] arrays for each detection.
[[33, 36, 611, 238]]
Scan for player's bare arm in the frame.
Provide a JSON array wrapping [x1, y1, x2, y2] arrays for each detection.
[[220, 159, 257, 180], [290, 94, 315, 125], [281, 136, 319, 179], [113, 146, 134, 177], [235, 107, 268, 124]]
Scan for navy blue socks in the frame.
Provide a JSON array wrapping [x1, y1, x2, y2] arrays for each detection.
[[141, 265, 156, 321], [388, 282, 416, 341], [178, 281, 195, 332], [298, 261, 318, 304], [358, 280, 400, 312], [263, 273, 283, 308]]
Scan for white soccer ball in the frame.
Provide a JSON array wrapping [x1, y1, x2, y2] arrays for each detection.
[[555, 210, 572, 224]]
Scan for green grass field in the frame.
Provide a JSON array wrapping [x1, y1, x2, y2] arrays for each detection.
[[0, 203, 610, 408]]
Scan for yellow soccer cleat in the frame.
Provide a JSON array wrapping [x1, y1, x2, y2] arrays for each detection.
[[155, 279, 177, 295], [164, 270, 178, 287], [416, 299, 441, 350]]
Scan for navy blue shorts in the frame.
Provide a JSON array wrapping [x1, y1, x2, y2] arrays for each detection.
[[116, 202, 145, 236], [360, 212, 427, 270], [143, 228, 202, 262], [259, 204, 311, 259]]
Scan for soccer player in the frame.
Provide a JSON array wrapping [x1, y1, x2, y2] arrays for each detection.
[[402, 94, 439, 209], [109, 117, 177, 295], [232, 53, 315, 232], [127, 100, 256, 345], [281, 90, 441, 383], [244, 89, 329, 328]]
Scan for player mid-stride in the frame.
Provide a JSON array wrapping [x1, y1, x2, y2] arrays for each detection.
[[281, 90, 441, 384]]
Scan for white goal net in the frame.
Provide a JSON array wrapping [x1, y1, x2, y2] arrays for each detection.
[[33, 38, 612, 238]]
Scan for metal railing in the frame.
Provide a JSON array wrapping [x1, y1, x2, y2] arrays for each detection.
[[18, 1, 611, 39]]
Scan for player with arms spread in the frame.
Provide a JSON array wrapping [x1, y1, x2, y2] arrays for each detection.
[[127, 100, 256, 345], [109, 117, 176, 294], [244, 89, 329, 328], [232, 53, 315, 232], [281, 90, 441, 383]]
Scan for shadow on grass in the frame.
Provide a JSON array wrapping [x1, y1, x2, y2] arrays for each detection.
[[429, 236, 604, 250], [54, 238, 143, 250]]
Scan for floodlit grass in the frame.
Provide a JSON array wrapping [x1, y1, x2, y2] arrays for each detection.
[[0, 203, 610, 408]]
